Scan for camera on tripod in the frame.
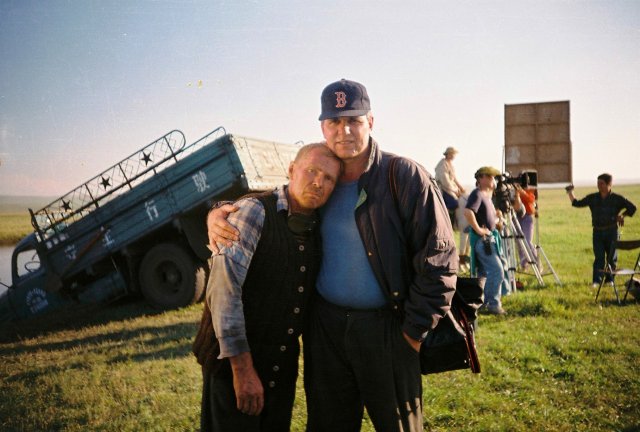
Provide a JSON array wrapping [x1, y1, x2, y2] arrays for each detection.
[[496, 170, 538, 190], [494, 170, 538, 213]]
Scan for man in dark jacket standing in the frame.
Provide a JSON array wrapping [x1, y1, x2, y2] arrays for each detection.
[[566, 173, 636, 287], [193, 143, 342, 432], [208, 79, 457, 431], [305, 79, 457, 432]]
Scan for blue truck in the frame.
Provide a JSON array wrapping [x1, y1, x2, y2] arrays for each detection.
[[0, 127, 298, 322]]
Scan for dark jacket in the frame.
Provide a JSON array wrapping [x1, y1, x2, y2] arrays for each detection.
[[572, 192, 636, 229], [355, 138, 458, 341]]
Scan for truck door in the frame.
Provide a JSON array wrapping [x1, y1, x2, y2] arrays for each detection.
[[1, 235, 70, 320]]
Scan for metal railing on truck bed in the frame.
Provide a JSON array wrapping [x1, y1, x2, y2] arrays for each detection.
[[30, 127, 227, 242]]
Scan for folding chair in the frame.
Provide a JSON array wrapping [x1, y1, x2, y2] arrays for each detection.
[[595, 239, 640, 304]]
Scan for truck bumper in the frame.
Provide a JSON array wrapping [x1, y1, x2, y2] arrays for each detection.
[[0, 271, 127, 323], [0, 285, 72, 323]]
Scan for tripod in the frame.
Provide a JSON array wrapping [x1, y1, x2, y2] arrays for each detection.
[[532, 211, 562, 285], [499, 204, 562, 287], [500, 206, 545, 287]]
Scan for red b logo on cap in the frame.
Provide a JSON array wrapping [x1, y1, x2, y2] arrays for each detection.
[[335, 91, 347, 108]]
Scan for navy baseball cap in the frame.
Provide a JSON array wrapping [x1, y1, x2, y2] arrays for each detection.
[[319, 79, 371, 120]]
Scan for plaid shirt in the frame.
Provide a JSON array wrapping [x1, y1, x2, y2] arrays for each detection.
[[207, 187, 289, 358]]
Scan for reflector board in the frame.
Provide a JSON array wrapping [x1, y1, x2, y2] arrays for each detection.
[[504, 101, 572, 183]]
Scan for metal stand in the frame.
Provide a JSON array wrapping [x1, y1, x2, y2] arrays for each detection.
[[500, 208, 544, 287], [500, 146, 561, 286], [533, 214, 562, 285]]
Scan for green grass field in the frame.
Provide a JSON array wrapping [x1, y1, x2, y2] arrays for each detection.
[[0, 213, 34, 246], [0, 195, 51, 245], [1, 186, 639, 431]]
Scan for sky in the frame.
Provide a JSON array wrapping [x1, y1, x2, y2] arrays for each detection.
[[0, 0, 639, 197]]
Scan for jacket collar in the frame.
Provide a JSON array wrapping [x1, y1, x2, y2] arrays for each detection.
[[358, 136, 381, 186], [354, 137, 383, 210]]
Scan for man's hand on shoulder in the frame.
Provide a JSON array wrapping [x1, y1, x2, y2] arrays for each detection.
[[207, 203, 240, 254]]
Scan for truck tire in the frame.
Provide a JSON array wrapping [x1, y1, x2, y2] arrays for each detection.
[[139, 243, 206, 309]]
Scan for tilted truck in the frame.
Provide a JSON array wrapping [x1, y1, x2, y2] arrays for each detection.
[[0, 127, 299, 322]]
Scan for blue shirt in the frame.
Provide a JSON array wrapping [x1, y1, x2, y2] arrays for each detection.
[[316, 180, 386, 309], [466, 188, 498, 231]]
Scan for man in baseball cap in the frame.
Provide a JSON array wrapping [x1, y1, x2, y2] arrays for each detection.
[[305, 79, 457, 431], [465, 165, 508, 315]]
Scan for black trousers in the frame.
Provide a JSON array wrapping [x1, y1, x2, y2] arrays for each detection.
[[303, 296, 423, 432], [200, 358, 298, 432]]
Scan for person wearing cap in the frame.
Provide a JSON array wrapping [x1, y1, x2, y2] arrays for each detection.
[[434, 146, 465, 212], [207, 79, 457, 431], [435, 146, 470, 270], [566, 173, 636, 288], [464, 166, 508, 315]]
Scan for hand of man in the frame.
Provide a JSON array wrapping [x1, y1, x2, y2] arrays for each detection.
[[478, 227, 491, 237], [207, 204, 240, 254], [402, 331, 422, 353], [230, 352, 264, 416], [617, 214, 625, 227]]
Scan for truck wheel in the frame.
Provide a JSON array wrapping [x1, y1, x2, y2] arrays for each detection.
[[139, 243, 206, 309]]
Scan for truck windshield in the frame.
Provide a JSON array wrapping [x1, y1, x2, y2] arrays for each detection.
[[14, 247, 41, 278]]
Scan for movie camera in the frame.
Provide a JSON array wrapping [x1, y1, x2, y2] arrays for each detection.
[[494, 170, 538, 213]]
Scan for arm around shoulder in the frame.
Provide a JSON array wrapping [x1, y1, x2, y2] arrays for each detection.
[[207, 203, 241, 253]]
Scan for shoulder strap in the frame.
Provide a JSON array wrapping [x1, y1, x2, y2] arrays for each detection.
[[388, 157, 400, 215]]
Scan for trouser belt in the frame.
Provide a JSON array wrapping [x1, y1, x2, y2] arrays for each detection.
[[593, 224, 617, 231]]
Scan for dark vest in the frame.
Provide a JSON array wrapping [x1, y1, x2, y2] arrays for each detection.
[[192, 192, 320, 384]]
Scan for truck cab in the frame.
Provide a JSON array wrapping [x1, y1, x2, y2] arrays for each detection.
[[1, 234, 67, 320]]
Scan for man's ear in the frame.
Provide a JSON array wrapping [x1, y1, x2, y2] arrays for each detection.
[[288, 161, 294, 179]]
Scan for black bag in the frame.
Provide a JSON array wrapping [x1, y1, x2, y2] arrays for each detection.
[[388, 157, 482, 374], [420, 276, 483, 374]]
